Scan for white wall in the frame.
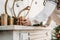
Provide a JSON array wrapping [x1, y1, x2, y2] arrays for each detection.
[[0, 0, 44, 18], [0, 0, 5, 15]]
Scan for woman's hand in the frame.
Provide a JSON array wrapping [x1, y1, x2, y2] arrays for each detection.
[[21, 19, 31, 26], [19, 16, 31, 26]]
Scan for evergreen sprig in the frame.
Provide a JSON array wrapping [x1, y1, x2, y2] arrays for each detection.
[[52, 25, 60, 40]]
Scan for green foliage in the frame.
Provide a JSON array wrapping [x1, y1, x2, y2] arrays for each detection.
[[52, 25, 60, 40]]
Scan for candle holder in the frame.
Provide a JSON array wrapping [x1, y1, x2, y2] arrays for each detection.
[[1, 14, 8, 26]]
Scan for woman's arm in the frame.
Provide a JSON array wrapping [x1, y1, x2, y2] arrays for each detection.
[[33, 1, 56, 24]]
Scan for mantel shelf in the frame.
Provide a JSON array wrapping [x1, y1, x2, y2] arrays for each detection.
[[0, 25, 51, 40], [0, 25, 51, 31]]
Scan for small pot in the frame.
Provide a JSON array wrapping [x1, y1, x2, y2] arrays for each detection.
[[8, 17, 14, 25], [1, 14, 8, 26], [12, 16, 17, 25]]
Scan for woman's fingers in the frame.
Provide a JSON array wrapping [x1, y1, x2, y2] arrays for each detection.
[[21, 20, 31, 26]]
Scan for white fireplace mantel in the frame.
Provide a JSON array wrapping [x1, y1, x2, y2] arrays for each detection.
[[0, 25, 51, 40], [0, 25, 51, 30]]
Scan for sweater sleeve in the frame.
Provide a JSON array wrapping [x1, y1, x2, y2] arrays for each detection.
[[33, 1, 56, 23]]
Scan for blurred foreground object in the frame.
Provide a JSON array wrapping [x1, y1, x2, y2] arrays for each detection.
[[52, 25, 60, 40]]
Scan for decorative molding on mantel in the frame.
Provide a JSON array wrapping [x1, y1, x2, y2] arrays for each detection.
[[0, 25, 51, 31]]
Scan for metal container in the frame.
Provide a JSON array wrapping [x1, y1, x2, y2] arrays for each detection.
[[1, 14, 8, 26], [17, 18, 20, 25], [12, 17, 17, 25], [8, 17, 14, 25]]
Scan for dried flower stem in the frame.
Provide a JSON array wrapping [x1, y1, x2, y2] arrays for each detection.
[[5, 0, 8, 14], [17, 0, 34, 18]]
